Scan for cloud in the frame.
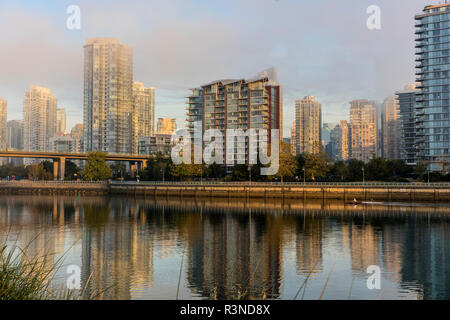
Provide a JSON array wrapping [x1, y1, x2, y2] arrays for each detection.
[[0, 0, 430, 135]]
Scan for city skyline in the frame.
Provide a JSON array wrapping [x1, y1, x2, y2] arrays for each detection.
[[0, 0, 435, 137]]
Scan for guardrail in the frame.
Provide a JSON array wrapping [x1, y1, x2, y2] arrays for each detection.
[[2, 180, 450, 188], [109, 181, 450, 187], [0, 180, 106, 184]]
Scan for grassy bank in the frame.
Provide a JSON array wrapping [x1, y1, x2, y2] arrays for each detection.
[[0, 238, 104, 300]]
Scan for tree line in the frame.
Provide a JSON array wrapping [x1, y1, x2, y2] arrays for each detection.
[[0, 147, 449, 182]]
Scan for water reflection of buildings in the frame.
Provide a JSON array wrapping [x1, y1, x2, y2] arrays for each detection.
[[343, 223, 381, 276], [295, 215, 324, 275], [1, 196, 450, 300], [400, 220, 450, 299], [81, 202, 154, 299], [185, 212, 283, 300]]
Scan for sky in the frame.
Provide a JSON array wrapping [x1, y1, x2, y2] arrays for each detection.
[[0, 0, 437, 137]]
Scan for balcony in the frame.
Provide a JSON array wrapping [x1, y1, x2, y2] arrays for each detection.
[[415, 41, 427, 48]]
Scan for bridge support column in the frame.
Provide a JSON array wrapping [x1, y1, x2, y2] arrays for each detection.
[[130, 162, 136, 178], [59, 157, 66, 181], [53, 159, 59, 180]]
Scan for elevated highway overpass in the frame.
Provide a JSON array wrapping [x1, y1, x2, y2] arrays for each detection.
[[0, 150, 152, 180]]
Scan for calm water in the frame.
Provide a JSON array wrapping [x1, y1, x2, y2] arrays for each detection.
[[1, 195, 450, 300]]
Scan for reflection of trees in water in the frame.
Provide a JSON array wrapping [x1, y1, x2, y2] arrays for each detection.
[[83, 204, 111, 228]]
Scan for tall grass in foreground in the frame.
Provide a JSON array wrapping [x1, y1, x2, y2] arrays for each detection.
[[0, 237, 106, 300]]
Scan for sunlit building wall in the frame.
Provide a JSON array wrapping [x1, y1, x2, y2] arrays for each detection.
[[295, 96, 322, 155], [23, 85, 57, 152], [83, 38, 133, 154], [381, 96, 401, 160], [186, 69, 282, 164], [0, 97, 7, 151], [349, 100, 377, 162], [56, 108, 66, 136], [132, 82, 155, 154], [290, 121, 296, 155], [156, 118, 176, 135]]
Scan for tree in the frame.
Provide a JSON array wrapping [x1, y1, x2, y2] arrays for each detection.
[[366, 158, 390, 181], [299, 150, 331, 181], [275, 141, 298, 182], [387, 159, 413, 181], [330, 161, 350, 182], [207, 164, 226, 180], [142, 154, 167, 181], [232, 165, 248, 181], [186, 164, 204, 179], [82, 151, 112, 181], [65, 160, 81, 180], [0, 164, 27, 179], [26, 163, 53, 180], [42, 160, 53, 174], [347, 159, 365, 182], [414, 161, 427, 181], [110, 162, 127, 180], [167, 162, 191, 181]]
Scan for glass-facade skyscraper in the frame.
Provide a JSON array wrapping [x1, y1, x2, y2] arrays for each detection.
[[396, 85, 418, 165], [415, 4, 450, 171]]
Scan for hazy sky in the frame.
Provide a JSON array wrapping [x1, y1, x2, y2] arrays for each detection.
[[0, 0, 435, 137]]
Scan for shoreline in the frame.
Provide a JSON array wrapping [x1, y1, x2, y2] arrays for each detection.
[[1, 180, 450, 202]]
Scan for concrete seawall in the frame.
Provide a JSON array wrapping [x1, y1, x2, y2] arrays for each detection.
[[110, 183, 450, 202], [1, 181, 450, 202], [0, 181, 109, 196]]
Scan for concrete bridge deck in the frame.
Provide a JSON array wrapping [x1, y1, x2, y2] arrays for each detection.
[[0, 150, 151, 180]]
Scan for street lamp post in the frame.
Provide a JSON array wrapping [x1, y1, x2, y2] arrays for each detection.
[[362, 167, 365, 186], [248, 165, 252, 185], [303, 167, 306, 186]]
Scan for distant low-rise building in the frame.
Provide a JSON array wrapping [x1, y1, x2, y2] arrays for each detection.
[[49, 135, 76, 153], [322, 123, 334, 148], [7, 120, 24, 150], [56, 108, 66, 136], [157, 118, 176, 135], [70, 124, 84, 153], [381, 96, 401, 160], [138, 134, 174, 156], [327, 120, 349, 161]]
